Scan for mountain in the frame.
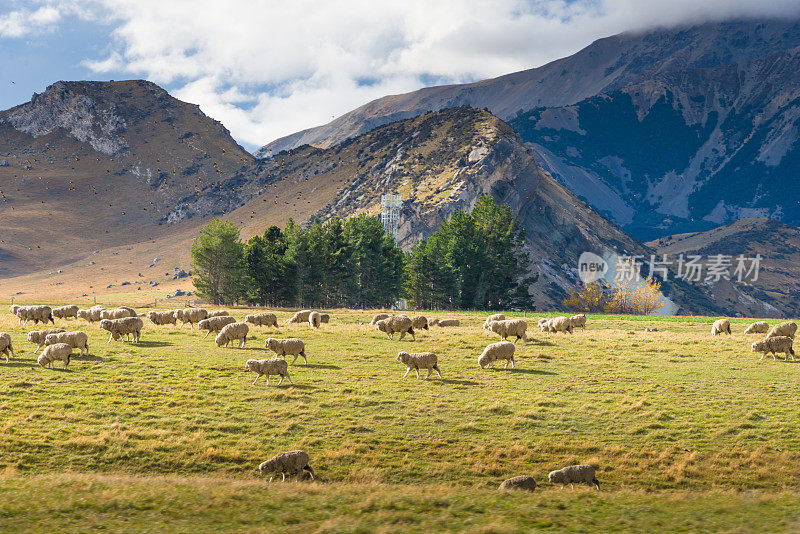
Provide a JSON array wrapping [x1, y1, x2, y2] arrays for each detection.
[[257, 19, 800, 241]]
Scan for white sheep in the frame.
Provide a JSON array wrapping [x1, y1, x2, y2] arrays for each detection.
[[175, 308, 208, 328], [245, 312, 278, 328], [410, 315, 429, 331], [743, 321, 769, 335], [547, 316, 573, 334], [751, 336, 795, 361], [570, 314, 587, 331], [45, 331, 90, 357], [370, 313, 391, 325], [498, 476, 537, 492], [286, 309, 313, 325], [37, 343, 73, 369], [258, 450, 315, 482], [436, 318, 460, 327], [0, 332, 15, 363], [765, 321, 797, 340], [16, 305, 54, 326], [207, 310, 230, 318], [375, 316, 415, 341], [396, 351, 442, 379], [265, 338, 307, 365], [483, 314, 506, 330], [52, 305, 79, 320], [711, 319, 732, 336], [27, 328, 66, 353], [100, 308, 136, 320], [548, 465, 600, 489], [309, 311, 322, 329], [99, 317, 144, 343], [245, 358, 292, 386], [198, 316, 237, 338], [319, 313, 330, 324], [487, 319, 527, 343], [77, 307, 104, 323], [214, 322, 249, 348], [478, 340, 515, 369], [147, 310, 178, 326]]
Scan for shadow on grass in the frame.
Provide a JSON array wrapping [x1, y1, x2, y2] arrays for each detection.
[[134, 341, 173, 348], [509, 368, 557, 375], [74, 354, 113, 362], [438, 378, 479, 386], [301, 363, 341, 370], [528, 340, 556, 347], [3, 360, 39, 368]]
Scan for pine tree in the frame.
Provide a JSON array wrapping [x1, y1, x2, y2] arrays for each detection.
[[190, 218, 248, 305]]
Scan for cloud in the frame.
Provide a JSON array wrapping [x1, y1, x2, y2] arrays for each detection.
[[0, 5, 61, 37], [10, 0, 800, 149]]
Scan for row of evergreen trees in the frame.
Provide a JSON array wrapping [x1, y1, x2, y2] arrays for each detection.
[[191, 195, 536, 310]]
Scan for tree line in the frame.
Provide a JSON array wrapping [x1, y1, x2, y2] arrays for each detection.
[[191, 195, 536, 310]]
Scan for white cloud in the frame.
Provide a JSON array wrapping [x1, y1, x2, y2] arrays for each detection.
[[0, 5, 61, 37], [11, 0, 800, 149]]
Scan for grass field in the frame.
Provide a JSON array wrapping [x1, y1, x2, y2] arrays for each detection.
[[1, 304, 799, 532]]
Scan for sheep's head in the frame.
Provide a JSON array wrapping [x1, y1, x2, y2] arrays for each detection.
[[548, 470, 565, 484], [478, 353, 490, 369], [244, 359, 258, 371], [44, 334, 58, 346], [99, 319, 112, 331], [751, 341, 765, 353], [37, 354, 49, 368], [396, 352, 410, 364], [258, 459, 275, 475], [10, 305, 19, 314], [375, 320, 389, 333], [26, 331, 38, 343], [198, 319, 210, 330]]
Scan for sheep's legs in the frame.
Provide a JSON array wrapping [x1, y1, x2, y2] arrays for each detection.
[[281, 473, 286, 482], [203, 331, 210, 339], [34, 344, 42, 354], [402, 368, 411, 379], [435, 366, 442, 379], [424, 368, 431, 380], [414, 368, 420, 379], [290, 354, 299, 365], [301, 352, 307, 364], [253, 374, 260, 385], [108, 334, 114, 343]]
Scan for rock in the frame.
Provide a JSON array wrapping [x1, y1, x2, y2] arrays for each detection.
[[171, 289, 185, 297], [120, 281, 130, 286], [172, 269, 188, 280], [0, 160, 9, 167]]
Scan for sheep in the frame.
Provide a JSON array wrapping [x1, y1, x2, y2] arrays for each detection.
[[319, 313, 330, 324], [245, 358, 292, 386], [396, 351, 442, 379], [26, 328, 66, 353], [147, 310, 178, 326], [258, 450, 315, 482], [498, 476, 537, 492], [16, 305, 54, 326], [548, 465, 600, 490], [743, 321, 769, 335], [436, 319, 460, 327], [37, 343, 73, 369], [370, 313, 391, 325], [428, 318, 439, 326], [309, 311, 322, 329], [711, 319, 732, 336], [644, 327, 659, 332], [175, 308, 208, 329], [487, 319, 527, 343], [214, 322, 249, 348], [547, 316, 573, 334], [44, 331, 90, 357], [77, 307, 104, 323], [286, 310, 313, 325], [198, 316, 237, 338], [751, 336, 796, 361], [483, 313, 506, 330], [410, 315, 429, 331], [100, 308, 136, 320], [765, 321, 797, 340], [9, 304, 20, 316], [99, 317, 144, 343], [245, 312, 278, 328], [538, 318, 550, 332], [375, 315, 415, 341], [207, 310, 230, 318], [478, 340, 515, 369], [119, 306, 137, 316], [265, 338, 307, 365], [0, 332, 15, 363], [52, 305, 79, 320], [570, 314, 587, 331]]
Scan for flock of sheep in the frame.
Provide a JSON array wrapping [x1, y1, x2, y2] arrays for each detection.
[[2, 303, 794, 491]]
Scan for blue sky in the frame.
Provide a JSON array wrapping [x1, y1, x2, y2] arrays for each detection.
[[3, 1, 800, 152]]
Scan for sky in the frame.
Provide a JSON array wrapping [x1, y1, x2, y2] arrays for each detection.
[[2, 1, 800, 152]]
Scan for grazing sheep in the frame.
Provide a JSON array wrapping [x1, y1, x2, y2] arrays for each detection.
[[37, 343, 72, 369], [77, 307, 104, 323], [711, 319, 732, 336], [478, 341, 515, 369], [538, 318, 550, 332], [644, 327, 659, 332], [487, 319, 528, 343], [428, 318, 439, 327], [26, 328, 66, 353], [0, 332, 15, 363], [319, 313, 330, 324], [498, 476, 537, 492], [483, 314, 506, 330], [743, 321, 769, 335], [52, 305, 79, 320], [410, 315, 429, 331], [437, 319, 460, 327], [207, 310, 230, 318], [245, 358, 292, 386], [198, 316, 237, 339], [548, 465, 600, 490], [309, 311, 322, 329], [765, 321, 798, 340], [99, 317, 144, 343], [265, 338, 307, 365], [286, 310, 313, 325], [396, 351, 442, 379], [214, 322, 249, 348], [258, 450, 315, 482], [16, 305, 54, 326], [100, 308, 136, 320], [175, 308, 208, 329], [570, 314, 587, 331], [376, 316, 415, 341], [9, 304, 20, 316], [370, 313, 391, 325], [547, 316, 573, 334], [147, 310, 178, 326], [245, 312, 278, 328], [751, 336, 796, 361], [44, 331, 90, 357]]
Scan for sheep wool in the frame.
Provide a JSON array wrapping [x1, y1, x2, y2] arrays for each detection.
[[258, 450, 315, 482], [548, 465, 600, 489], [437, 319, 460, 327], [0, 332, 15, 363], [245, 312, 278, 328], [478, 341, 515, 369], [286, 310, 313, 325], [765, 321, 797, 340], [370, 313, 391, 325], [214, 322, 249, 348], [410, 315, 429, 331], [711, 319, 732, 336], [199, 316, 237, 338], [77, 307, 104, 323], [100, 317, 144, 343], [265, 338, 307, 365], [483, 314, 506, 330], [27, 328, 66, 353], [175, 308, 209, 329], [743, 321, 769, 335], [376, 316, 415, 341], [570, 314, 587, 331], [428, 318, 439, 327], [547, 316, 573, 334], [309, 311, 322, 329], [396, 351, 442, 379], [45, 331, 90, 356], [206, 310, 230, 318], [319, 313, 330, 324], [245, 358, 292, 386], [498, 476, 537, 492], [100, 308, 136, 320], [16, 305, 54, 326], [52, 305, 79, 320], [751, 336, 796, 361], [38, 343, 72, 369], [487, 319, 528, 343], [147, 310, 178, 326]]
